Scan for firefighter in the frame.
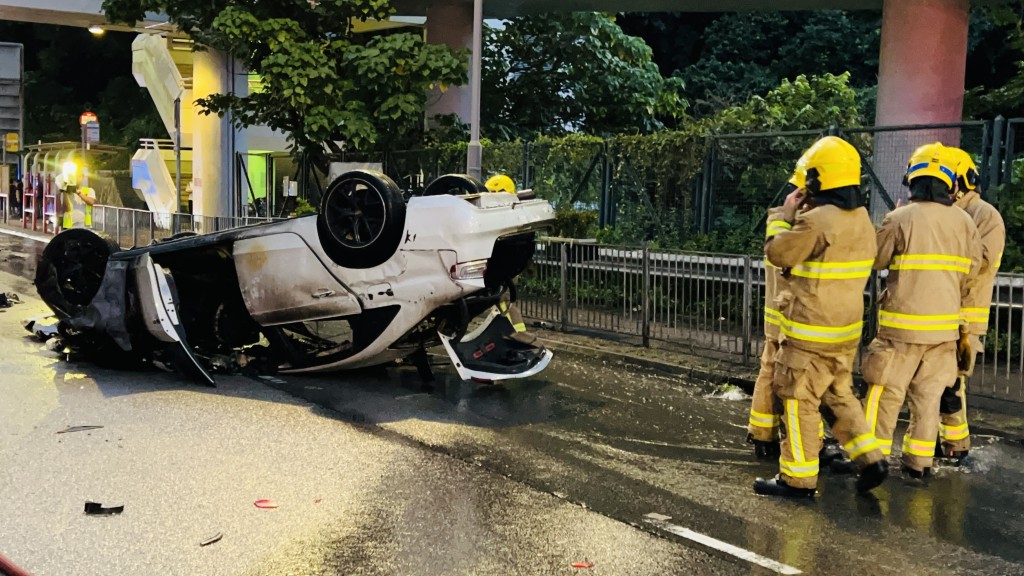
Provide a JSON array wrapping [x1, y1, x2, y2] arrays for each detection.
[[862, 142, 982, 479], [485, 174, 535, 345], [748, 155, 841, 462], [754, 136, 888, 498], [937, 147, 1005, 462], [747, 201, 788, 458]]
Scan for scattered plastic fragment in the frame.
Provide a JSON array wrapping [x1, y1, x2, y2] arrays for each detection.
[[57, 425, 104, 434], [199, 532, 223, 547], [0, 552, 32, 576], [84, 501, 124, 515], [571, 561, 595, 569], [254, 499, 278, 509], [314, 497, 322, 504]]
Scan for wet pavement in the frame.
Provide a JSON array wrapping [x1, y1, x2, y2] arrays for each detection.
[[2, 228, 1024, 575]]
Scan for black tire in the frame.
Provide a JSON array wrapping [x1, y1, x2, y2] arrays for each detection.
[[35, 228, 120, 320], [316, 170, 406, 269], [420, 174, 488, 197]]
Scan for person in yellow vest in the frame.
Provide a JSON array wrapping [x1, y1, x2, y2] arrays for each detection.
[[754, 136, 887, 497], [485, 174, 535, 345], [55, 174, 95, 230], [937, 148, 1005, 462], [861, 142, 982, 479]]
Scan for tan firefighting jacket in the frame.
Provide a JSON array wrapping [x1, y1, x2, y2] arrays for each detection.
[[764, 204, 876, 354], [955, 191, 1005, 335], [763, 207, 787, 340], [874, 201, 983, 344]]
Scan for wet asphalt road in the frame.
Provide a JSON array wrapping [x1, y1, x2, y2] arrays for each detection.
[[2, 229, 1024, 576]]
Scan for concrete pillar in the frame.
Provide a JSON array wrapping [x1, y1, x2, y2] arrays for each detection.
[[425, 3, 472, 128], [871, 0, 969, 219], [192, 48, 247, 220]]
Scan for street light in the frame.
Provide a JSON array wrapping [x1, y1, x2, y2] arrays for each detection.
[[88, 25, 105, 36]]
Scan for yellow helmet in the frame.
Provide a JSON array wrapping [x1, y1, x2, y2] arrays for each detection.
[[787, 146, 813, 188], [904, 142, 957, 189], [800, 136, 861, 193], [948, 147, 979, 192], [484, 174, 516, 193]]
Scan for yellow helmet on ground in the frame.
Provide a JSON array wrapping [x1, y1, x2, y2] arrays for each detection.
[[787, 146, 813, 188], [485, 174, 516, 193], [800, 136, 861, 193], [904, 142, 957, 189], [948, 147, 980, 192]]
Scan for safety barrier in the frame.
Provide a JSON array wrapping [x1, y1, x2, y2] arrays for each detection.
[[520, 239, 763, 361], [973, 273, 1024, 402], [520, 238, 1024, 403], [89, 205, 280, 249]]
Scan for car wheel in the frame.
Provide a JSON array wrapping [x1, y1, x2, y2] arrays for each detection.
[[317, 170, 406, 269], [35, 228, 120, 319], [420, 174, 488, 197]]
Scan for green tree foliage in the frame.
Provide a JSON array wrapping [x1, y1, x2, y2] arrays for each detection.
[[664, 11, 879, 119], [714, 72, 862, 132], [963, 3, 1024, 118], [595, 73, 862, 252], [103, 0, 467, 155], [481, 13, 687, 140]]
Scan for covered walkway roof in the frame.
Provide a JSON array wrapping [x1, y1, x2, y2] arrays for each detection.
[[0, 0, 891, 30]]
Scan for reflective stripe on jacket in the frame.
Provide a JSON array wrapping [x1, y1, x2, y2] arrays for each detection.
[[875, 201, 983, 344], [763, 207, 787, 340], [956, 192, 1005, 335], [764, 204, 877, 353]]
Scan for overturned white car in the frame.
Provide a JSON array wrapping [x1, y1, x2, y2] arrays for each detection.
[[34, 171, 555, 385]]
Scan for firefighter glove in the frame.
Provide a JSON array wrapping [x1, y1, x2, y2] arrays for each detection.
[[957, 332, 972, 373], [939, 377, 964, 415]]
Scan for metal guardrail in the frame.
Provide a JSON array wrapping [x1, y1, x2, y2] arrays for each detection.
[[89, 205, 280, 249], [521, 238, 1024, 403]]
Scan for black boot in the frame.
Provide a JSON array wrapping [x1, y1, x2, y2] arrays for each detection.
[[935, 443, 969, 464], [753, 476, 816, 498], [747, 434, 781, 460], [819, 438, 844, 466], [829, 457, 857, 475], [855, 460, 889, 493], [901, 464, 932, 479]]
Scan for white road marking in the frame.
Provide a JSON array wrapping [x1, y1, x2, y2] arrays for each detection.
[[643, 513, 802, 575]]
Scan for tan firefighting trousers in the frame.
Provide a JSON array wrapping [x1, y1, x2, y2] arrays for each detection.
[[862, 338, 957, 472], [749, 339, 781, 441], [773, 344, 884, 489], [749, 339, 826, 443], [498, 291, 536, 345], [939, 334, 981, 453]]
